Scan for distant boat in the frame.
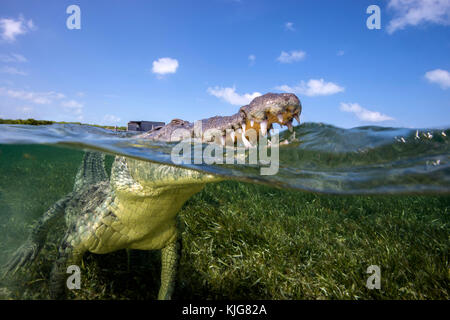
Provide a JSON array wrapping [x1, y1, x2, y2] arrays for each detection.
[[127, 120, 165, 132]]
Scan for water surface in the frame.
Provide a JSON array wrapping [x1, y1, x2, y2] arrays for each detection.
[[0, 122, 448, 194]]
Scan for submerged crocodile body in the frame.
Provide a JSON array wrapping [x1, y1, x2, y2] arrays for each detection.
[[3, 93, 301, 299]]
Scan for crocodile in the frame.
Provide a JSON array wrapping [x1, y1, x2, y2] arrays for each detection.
[[2, 92, 301, 299]]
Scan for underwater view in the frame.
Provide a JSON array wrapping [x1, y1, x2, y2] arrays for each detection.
[[0, 123, 448, 299]]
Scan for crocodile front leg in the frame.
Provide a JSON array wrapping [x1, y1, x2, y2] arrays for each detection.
[[2, 192, 73, 277], [157, 238, 181, 300]]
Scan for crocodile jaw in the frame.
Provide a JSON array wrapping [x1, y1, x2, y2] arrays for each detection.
[[138, 93, 302, 145]]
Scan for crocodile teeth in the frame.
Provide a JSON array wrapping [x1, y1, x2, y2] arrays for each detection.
[[250, 120, 254, 127], [230, 131, 236, 142], [277, 114, 284, 123], [220, 135, 225, 146], [260, 120, 268, 136], [241, 132, 252, 148], [294, 114, 300, 124], [287, 120, 293, 132]]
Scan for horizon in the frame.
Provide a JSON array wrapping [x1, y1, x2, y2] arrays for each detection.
[[0, 0, 449, 130]]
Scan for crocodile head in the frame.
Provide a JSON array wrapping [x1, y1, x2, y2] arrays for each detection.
[[124, 93, 302, 188], [138, 92, 302, 146]]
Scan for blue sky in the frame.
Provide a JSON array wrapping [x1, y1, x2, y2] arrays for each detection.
[[0, 0, 449, 129]]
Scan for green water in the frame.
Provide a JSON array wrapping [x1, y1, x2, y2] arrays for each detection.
[[0, 123, 448, 299]]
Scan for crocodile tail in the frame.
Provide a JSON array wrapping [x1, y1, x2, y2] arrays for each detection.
[[73, 151, 108, 192]]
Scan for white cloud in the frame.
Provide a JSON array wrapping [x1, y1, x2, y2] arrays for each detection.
[[0, 15, 35, 41], [103, 114, 121, 123], [248, 54, 256, 66], [277, 50, 306, 63], [0, 53, 27, 63], [425, 69, 450, 89], [27, 19, 34, 30], [285, 22, 295, 31], [207, 86, 262, 105], [275, 79, 345, 97], [61, 100, 83, 109], [387, 0, 450, 33], [152, 57, 179, 75], [0, 66, 27, 76], [337, 50, 345, 56], [0, 86, 85, 120], [16, 106, 33, 114], [0, 87, 65, 104], [340, 102, 394, 122], [61, 100, 83, 115]]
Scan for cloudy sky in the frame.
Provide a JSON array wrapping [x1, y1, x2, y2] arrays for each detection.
[[0, 0, 449, 129]]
